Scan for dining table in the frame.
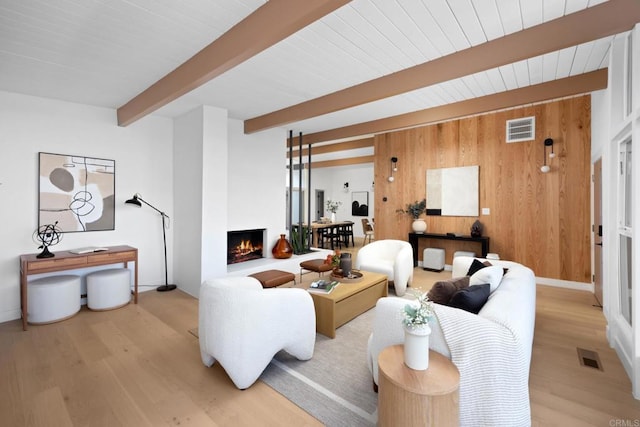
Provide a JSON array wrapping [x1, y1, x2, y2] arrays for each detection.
[[295, 221, 354, 248]]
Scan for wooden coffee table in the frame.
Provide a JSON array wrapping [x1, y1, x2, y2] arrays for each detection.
[[304, 270, 388, 338]]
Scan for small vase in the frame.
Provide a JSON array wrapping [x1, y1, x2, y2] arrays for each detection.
[[470, 219, 483, 237], [330, 212, 336, 223], [272, 234, 293, 259], [403, 324, 431, 370], [412, 219, 427, 234], [339, 253, 352, 277]]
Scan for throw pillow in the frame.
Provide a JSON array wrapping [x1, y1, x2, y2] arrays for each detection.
[[466, 258, 491, 276], [448, 283, 490, 314], [427, 276, 470, 304], [469, 265, 504, 293]]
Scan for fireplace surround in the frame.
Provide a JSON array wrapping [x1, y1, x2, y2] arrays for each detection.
[[227, 229, 265, 265]]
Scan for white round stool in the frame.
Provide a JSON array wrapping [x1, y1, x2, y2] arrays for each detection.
[[86, 268, 131, 311], [454, 251, 476, 258], [28, 275, 81, 324]]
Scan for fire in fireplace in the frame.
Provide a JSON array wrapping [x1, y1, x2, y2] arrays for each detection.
[[227, 229, 265, 265]]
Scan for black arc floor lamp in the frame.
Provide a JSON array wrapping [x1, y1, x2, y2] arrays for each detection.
[[125, 193, 177, 292]]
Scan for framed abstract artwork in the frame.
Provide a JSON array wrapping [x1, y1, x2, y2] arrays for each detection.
[[38, 152, 115, 232], [426, 165, 479, 217], [351, 191, 369, 216]]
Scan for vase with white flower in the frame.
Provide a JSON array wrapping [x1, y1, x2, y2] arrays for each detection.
[[326, 199, 342, 223], [401, 289, 434, 370]]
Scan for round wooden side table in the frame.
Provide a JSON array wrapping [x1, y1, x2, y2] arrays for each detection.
[[378, 344, 460, 427]]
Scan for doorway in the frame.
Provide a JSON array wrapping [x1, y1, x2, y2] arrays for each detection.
[[593, 158, 603, 306], [315, 190, 324, 221]]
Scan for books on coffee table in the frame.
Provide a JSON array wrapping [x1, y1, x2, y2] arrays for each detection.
[[308, 279, 339, 294]]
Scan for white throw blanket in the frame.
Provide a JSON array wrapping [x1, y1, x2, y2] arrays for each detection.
[[434, 304, 531, 427]]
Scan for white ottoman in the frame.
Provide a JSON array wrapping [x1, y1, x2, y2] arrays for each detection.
[[28, 275, 81, 324], [454, 251, 476, 258], [87, 268, 131, 311], [423, 248, 445, 271]]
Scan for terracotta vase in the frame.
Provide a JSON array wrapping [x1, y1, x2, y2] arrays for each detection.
[[272, 234, 293, 259]]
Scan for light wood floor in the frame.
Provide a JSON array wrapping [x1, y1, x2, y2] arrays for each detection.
[[2, 241, 639, 426]]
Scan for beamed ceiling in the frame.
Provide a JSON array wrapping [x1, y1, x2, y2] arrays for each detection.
[[1, 0, 639, 146]]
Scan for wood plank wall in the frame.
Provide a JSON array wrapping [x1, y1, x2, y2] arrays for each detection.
[[373, 95, 591, 283]]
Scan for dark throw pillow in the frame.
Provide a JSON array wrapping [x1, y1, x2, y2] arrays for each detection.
[[466, 258, 491, 276], [427, 276, 470, 304], [448, 283, 490, 314]]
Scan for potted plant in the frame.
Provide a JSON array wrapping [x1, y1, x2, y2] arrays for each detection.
[[323, 249, 352, 276], [324, 250, 341, 269], [401, 289, 434, 370], [326, 199, 342, 223], [397, 199, 427, 233]]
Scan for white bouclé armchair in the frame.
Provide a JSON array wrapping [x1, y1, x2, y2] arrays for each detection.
[[199, 276, 316, 389], [354, 239, 414, 296]]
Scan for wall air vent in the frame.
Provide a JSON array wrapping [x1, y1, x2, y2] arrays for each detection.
[[506, 116, 535, 143]]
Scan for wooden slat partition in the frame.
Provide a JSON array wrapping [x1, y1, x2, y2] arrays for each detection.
[[373, 96, 591, 283]]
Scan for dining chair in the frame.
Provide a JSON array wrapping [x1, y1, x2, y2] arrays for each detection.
[[338, 221, 355, 247], [361, 218, 374, 246]]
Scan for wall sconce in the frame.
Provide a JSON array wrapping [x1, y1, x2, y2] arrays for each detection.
[[388, 157, 398, 182], [343, 182, 349, 193], [541, 138, 554, 173]]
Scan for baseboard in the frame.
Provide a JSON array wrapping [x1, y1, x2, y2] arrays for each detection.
[[0, 308, 22, 323], [415, 262, 593, 292], [535, 276, 593, 292], [417, 261, 452, 271]]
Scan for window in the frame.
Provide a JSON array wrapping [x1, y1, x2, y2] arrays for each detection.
[[625, 32, 633, 118], [620, 138, 633, 229], [618, 138, 633, 325]]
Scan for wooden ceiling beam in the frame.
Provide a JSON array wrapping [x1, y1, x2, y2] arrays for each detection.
[[299, 69, 607, 145], [117, 0, 351, 126], [244, 0, 639, 134], [286, 137, 373, 156], [296, 155, 375, 169]]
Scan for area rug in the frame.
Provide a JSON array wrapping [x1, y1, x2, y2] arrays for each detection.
[[260, 308, 378, 427]]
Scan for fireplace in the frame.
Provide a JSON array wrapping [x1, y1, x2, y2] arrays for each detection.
[[227, 229, 265, 265]]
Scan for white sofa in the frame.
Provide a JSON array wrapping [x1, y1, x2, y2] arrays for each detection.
[[367, 256, 536, 427], [199, 276, 316, 389], [354, 239, 413, 296]]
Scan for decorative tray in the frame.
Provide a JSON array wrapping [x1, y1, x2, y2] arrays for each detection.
[[330, 270, 363, 283]]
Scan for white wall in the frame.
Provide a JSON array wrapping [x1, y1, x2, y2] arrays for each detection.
[[591, 89, 610, 162], [311, 164, 374, 237], [0, 91, 173, 322], [227, 120, 288, 253], [201, 107, 230, 285], [173, 105, 231, 297]]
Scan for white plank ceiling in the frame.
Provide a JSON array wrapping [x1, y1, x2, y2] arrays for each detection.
[[0, 0, 619, 135]]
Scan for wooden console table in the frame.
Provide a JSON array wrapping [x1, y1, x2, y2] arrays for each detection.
[[408, 233, 490, 267], [378, 345, 460, 426], [19, 245, 138, 331]]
